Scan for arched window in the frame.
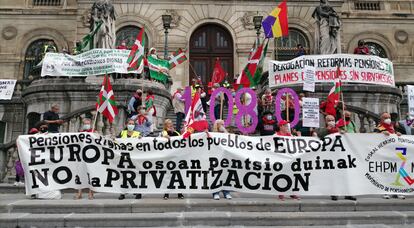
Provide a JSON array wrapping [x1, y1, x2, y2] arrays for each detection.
[[116, 26, 149, 50], [366, 42, 387, 58], [23, 39, 57, 79], [274, 29, 309, 61], [27, 112, 41, 130]]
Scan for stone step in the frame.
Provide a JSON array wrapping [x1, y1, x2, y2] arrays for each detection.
[[1, 211, 414, 228], [1, 192, 413, 214]]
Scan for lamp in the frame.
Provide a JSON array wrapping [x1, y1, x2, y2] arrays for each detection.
[[253, 15, 263, 46], [162, 14, 172, 59]]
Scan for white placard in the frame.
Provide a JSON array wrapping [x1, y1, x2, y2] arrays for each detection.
[[407, 85, 414, 116], [302, 97, 320, 128], [303, 66, 316, 92], [0, 80, 17, 100]]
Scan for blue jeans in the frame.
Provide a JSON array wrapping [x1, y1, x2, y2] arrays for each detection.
[[214, 105, 221, 120], [213, 190, 230, 197], [176, 112, 185, 132]]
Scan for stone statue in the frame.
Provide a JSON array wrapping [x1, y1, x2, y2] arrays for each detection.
[[312, 0, 341, 54], [90, 0, 116, 49]]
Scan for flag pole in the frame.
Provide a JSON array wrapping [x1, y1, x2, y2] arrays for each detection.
[[92, 111, 99, 133], [337, 65, 346, 122], [220, 93, 224, 120]]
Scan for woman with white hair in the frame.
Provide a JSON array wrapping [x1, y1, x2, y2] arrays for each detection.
[[211, 119, 232, 200]]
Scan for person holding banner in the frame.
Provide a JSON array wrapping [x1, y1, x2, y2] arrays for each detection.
[[212, 119, 233, 200], [161, 119, 185, 200], [74, 118, 96, 200], [118, 119, 142, 200], [374, 112, 402, 137], [374, 112, 405, 200], [275, 120, 300, 201]]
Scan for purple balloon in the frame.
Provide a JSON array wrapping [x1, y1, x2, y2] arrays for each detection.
[[275, 88, 300, 128], [235, 88, 258, 134], [209, 87, 233, 126]]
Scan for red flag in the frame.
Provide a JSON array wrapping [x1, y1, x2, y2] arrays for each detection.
[[210, 58, 226, 84], [96, 74, 118, 123]]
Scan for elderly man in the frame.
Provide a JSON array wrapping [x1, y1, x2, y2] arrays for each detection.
[[374, 112, 404, 200], [337, 111, 357, 133], [43, 104, 64, 133], [314, 115, 356, 201], [374, 112, 401, 136], [127, 89, 143, 118]]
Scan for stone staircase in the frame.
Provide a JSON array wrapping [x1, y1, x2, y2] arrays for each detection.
[[0, 184, 413, 227]]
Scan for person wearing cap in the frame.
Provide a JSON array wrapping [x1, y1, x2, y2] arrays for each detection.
[[172, 87, 185, 132], [275, 120, 300, 200], [127, 89, 143, 118]]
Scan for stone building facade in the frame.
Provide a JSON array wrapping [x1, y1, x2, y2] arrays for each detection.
[[0, 0, 413, 179]]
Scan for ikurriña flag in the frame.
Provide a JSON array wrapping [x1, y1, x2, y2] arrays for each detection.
[[96, 74, 118, 123], [262, 0, 289, 38], [127, 27, 145, 71], [169, 48, 187, 69]]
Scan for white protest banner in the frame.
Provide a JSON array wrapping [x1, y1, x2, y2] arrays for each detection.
[[303, 66, 316, 92], [41, 49, 142, 77], [407, 85, 414, 116], [17, 132, 414, 196], [0, 80, 16, 100], [302, 98, 320, 128], [269, 54, 394, 87]]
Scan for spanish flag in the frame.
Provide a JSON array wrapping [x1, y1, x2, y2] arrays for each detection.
[[262, 0, 289, 38]]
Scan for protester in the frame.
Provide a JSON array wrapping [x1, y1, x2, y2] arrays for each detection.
[[127, 89, 143, 118], [374, 112, 402, 136], [212, 83, 222, 120], [116, 40, 128, 50], [74, 118, 95, 200], [295, 44, 306, 57], [145, 90, 157, 132], [258, 111, 277, 136], [336, 111, 357, 133], [397, 113, 414, 135], [261, 88, 273, 112], [172, 87, 185, 132], [14, 128, 37, 187], [353, 40, 369, 55], [161, 119, 184, 200], [43, 104, 64, 133], [118, 119, 142, 200], [131, 106, 152, 137], [374, 112, 404, 200], [196, 85, 208, 113], [211, 119, 232, 200], [149, 47, 158, 59], [32, 121, 62, 200], [275, 120, 300, 201]]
